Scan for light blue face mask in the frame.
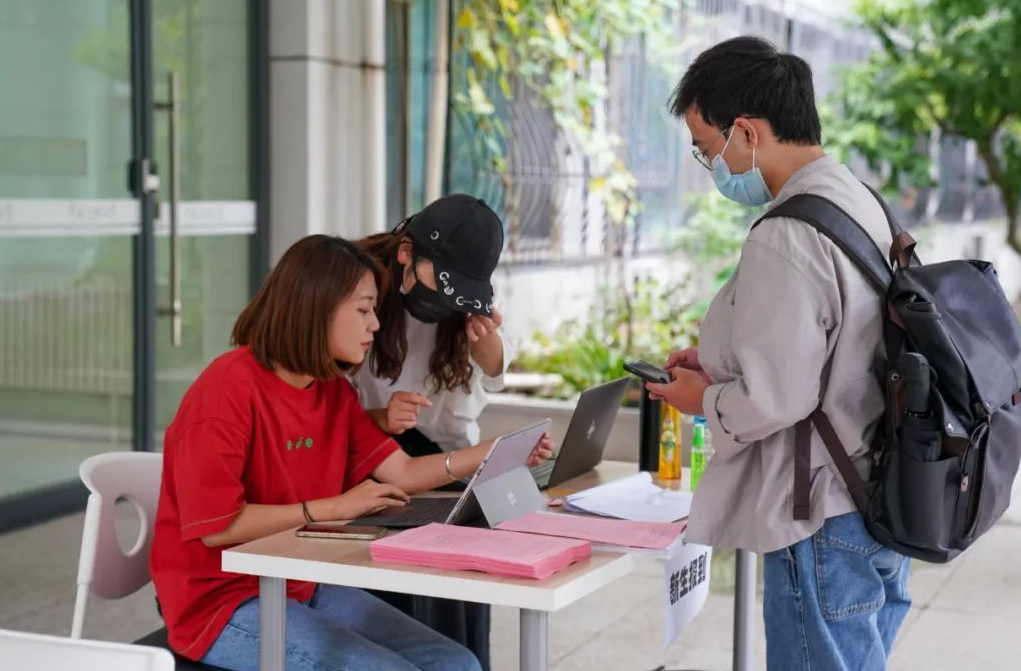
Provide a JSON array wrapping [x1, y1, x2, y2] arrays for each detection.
[[710, 129, 773, 207]]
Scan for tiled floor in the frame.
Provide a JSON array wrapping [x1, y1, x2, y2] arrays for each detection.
[[2, 485, 1020, 670]]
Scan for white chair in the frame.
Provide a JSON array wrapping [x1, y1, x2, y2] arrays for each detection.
[[72, 451, 162, 640], [1, 627, 174, 671], [72, 451, 220, 670]]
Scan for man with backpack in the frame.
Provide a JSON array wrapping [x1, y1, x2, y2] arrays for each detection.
[[650, 34, 1021, 671], [647, 35, 908, 670]]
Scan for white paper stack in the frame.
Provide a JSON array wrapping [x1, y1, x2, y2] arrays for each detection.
[[564, 472, 692, 523]]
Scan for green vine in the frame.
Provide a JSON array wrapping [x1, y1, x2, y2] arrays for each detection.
[[451, 0, 680, 234]]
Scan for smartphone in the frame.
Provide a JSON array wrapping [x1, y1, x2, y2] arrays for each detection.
[[624, 359, 671, 384], [295, 523, 388, 540]]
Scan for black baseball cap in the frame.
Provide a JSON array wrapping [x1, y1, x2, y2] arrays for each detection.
[[392, 194, 505, 316]]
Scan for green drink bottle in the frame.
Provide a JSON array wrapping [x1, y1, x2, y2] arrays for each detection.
[[690, 416, 712, 491]]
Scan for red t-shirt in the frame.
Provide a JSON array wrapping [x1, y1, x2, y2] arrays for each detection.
[[150, 346, 399, 660]]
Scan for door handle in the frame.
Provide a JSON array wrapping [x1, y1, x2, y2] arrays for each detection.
[[155, 72, 182, 347]]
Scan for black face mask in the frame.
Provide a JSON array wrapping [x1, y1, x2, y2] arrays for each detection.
[[402, 269, 453, 323]]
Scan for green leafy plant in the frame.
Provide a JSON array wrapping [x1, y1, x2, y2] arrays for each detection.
[[672, 190, 756, 265], [665, 189, 758, 319], [452, 0, 680, 233], [513, 276, 702, 398], [513, 190, 758, 398]]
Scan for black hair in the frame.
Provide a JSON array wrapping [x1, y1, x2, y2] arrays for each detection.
[[667, 35, 821, 145]]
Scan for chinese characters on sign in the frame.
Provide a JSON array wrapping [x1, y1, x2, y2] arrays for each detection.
[[668, 551, 708, 605], [662, 542, 712, 647]]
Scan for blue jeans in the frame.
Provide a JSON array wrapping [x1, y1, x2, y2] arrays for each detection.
[[201, 585, 482, 671], [763, 513, 912, 671]]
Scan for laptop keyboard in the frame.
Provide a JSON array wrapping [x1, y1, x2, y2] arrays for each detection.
[[530, 460, 556, 488], [351, 496, 459, 528]]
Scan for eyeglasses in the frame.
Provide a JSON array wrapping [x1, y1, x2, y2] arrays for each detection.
[[692, 126, 731, 171]]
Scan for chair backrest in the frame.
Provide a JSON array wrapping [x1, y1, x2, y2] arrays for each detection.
[[71, 452, 163, 639], [2, 628, 174, 671]]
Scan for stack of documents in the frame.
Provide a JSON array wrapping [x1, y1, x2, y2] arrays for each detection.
[[369, 523, 591, 580], [496, 511, 685, 550], [564, 472, 692, 523]]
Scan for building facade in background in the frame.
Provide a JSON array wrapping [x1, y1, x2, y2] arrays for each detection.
[[0, 0, 1007, 530]]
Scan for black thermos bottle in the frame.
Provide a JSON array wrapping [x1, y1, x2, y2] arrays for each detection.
[[897, 352, 939, 461]]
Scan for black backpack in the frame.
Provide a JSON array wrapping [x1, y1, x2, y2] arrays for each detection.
[[755, 186, 1021, 562]]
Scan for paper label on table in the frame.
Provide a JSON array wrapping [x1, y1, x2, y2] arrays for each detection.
[[662, 541, 711, 648]]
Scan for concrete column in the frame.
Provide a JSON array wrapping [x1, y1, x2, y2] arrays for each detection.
[[268, 0, 386, 263]]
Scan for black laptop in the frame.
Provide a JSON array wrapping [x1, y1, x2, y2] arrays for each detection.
[[530, 377, 630, 490]]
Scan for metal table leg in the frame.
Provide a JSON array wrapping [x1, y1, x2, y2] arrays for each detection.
[[520, 609, 550, 671], [259, 576, 286, 671], [733, 549, 756, 671]]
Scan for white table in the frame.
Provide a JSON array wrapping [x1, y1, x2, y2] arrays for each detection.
[[222, 519, 634, 671], [546, 462, 756, 671], [222, 461, 755, 671]]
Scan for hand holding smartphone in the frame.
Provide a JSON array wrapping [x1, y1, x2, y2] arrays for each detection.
[[623, 360, 672, 384], [296, 523, 388, 540]]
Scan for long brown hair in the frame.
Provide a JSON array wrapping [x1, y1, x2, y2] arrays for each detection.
[[358, 232, 473, 392], [232, 235, 385, 380]]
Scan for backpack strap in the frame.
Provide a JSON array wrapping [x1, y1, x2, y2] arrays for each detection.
[[753, 189, 903, 520], [794, 408, 872, 520], [752, 193, 893, 294], [860, 182, 920, 268]]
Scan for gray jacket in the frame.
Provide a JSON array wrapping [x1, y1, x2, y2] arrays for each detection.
[[686, 154, 893, 553]]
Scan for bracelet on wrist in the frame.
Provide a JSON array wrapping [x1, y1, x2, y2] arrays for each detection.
[[444, 451, 471, 484], [301, 500, 315, 524], [444, 451, 458, 481]]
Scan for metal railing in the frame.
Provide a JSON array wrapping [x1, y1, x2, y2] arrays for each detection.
[[440, 0, 1003, 267]]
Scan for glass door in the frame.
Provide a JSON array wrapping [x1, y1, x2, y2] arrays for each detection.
[[149, 0, 255, 433], [0, 0, 138, 522], [0, 0, 262, 530]]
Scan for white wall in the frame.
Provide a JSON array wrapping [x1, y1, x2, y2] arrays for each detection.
[[495, 219, 1021, 354], [268, 0, 386, 262]]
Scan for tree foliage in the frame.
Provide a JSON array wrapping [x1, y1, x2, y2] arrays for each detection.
[[830, 0, 1021, 253]]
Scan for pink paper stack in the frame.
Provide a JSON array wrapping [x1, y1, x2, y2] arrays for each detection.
[[369, 523, 592, 580], [496, 511, 685, 550]]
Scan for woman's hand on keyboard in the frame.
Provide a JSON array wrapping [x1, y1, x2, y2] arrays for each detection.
[[527, 432, 555, 467], [318, 480, 411, 520]]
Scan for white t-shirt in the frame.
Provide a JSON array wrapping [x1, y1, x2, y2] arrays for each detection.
[[350, 312, 515, 451]]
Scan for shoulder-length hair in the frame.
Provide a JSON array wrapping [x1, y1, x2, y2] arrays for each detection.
[[358, 232, 473, 392], [231, 235, 385, 380]]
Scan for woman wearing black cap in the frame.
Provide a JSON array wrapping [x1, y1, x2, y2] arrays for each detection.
[[353, 194, 544, 670]]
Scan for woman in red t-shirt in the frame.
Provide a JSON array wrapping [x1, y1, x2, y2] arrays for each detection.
[[150, 235, 551, 671]]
